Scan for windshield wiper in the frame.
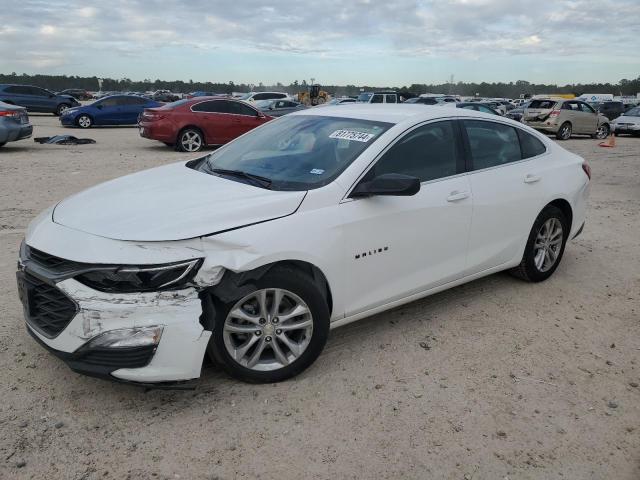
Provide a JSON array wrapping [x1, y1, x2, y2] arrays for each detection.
[[211, 168, 272, 189]]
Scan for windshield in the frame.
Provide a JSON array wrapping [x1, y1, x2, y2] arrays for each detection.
[[624, 107, 640, 116], [357, 93, 373, 102], [198, 115, 392, 191], [238, 93, 253, 100]]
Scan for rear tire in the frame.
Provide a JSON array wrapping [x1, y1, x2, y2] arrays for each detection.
[[205, 266, 330, 383], [176, 127, 204, 152], [510, 205, 568, 282], [556, 122, 572, 140]]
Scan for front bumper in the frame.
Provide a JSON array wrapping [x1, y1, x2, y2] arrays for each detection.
[[612, 123, 640, 133], [59, 114, 77, 126], [17, 243, 211, 385]]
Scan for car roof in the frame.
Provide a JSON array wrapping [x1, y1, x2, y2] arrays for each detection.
[[289, 103, 505, 124]]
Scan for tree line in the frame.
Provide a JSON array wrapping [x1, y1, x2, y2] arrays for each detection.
[[1, 72, 638, 98]]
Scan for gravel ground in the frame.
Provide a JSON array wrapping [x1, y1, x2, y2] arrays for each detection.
[[0, 114, 638, 480]]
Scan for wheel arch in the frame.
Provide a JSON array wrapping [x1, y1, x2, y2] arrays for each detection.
[[545, 198, 573, 232], [199, 259, 333, 331]]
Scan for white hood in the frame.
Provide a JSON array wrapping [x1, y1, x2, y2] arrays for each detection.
[[52, 162, 306, 241]]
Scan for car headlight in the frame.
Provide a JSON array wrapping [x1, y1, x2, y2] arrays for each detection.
[[76, 259, 202, 293]]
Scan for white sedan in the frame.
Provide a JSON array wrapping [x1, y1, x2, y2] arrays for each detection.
[[17, 105, 590, 385]]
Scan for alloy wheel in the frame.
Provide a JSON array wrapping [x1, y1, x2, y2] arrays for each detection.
[[596, 125, 609, 139], [223, 288, 314, 371], [180, 130, 202, 152], [533, 218, 563, 272], [560, 124, 571, 140], [78, 115, 91, 128]]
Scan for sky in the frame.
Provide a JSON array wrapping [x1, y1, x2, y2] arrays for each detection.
[[1, 0, 639, 86]]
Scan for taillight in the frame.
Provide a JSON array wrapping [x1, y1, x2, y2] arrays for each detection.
[[582, 161, 592, 180], [549, 110, 561, 117], [0, 110, 20, 118]]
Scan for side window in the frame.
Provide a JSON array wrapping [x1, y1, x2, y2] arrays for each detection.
[[252, 93, 267, 101], [192, 100, 231, 113], [464, 120, 521, 170], [517, 129, 546, 159], [562, 101, 579, 111], [275, 93, 287, 99], [370, 94, 384, 104], [369, 121, 461, 182], [385, 94, 397, 104], [478, 106, 496, 114], [5, 86, 28, 94], [32, 87, 50, 97], [580, 102, 595, 114], [99, 97, 119, 107], [229, 102, 258, 116]]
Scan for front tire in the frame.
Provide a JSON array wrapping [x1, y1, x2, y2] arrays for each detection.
[[556, 122, 572, 140], [176, 128, 204, 152], [77, 114, 92, 128], [511, 205, 568, 282], [206, 267, 330, 383]]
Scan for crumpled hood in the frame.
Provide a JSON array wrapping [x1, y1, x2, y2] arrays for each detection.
[[52, 162, 306, 241]]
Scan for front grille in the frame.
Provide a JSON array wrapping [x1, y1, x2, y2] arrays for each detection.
[[21, 274, 77, 338], [79, 346, 156, 369], [27, 246, 84, 273]]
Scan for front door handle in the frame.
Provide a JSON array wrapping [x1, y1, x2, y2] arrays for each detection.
[[446, 191, 469, 202], [524, 174, 541, 184]]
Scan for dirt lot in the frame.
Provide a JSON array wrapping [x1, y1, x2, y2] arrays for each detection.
[[0, 114, 638, 480]]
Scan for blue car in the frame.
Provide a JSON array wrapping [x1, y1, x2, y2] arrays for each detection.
[[0, 84, 80, 116], [59, 95, 162, 128]]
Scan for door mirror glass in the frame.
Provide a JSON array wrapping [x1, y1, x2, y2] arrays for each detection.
[[352, 173, 420, 197]]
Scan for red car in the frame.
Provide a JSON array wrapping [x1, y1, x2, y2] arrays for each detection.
[[138, 97, 272, 152]]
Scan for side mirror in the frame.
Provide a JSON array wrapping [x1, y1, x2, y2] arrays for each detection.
[[351, 173, 420, 198], [96, 104, 103, 109]]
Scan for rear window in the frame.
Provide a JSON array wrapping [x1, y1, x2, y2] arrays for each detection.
[[528, 100, 557, 109]]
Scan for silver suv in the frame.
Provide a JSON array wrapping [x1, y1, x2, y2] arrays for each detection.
[[522, 98, 610, 140]]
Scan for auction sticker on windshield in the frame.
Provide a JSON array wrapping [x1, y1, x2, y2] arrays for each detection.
[[329, 130, 375, 142]]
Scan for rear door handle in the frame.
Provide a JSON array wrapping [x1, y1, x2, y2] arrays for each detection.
[[524, 174, 541, 184], [446, 191, 469, 202]]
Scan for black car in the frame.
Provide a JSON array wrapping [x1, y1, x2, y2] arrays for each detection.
[[0, 84, 80, 115], [598, 101, 625, 121], [58, 89, 93, 101], [151, 91, 180, 102]]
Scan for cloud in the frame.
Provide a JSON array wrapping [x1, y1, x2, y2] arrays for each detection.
[[0, 0, 638, 78]]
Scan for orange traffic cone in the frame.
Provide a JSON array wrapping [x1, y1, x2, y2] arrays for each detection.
[[599, 130, 616, 148]]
